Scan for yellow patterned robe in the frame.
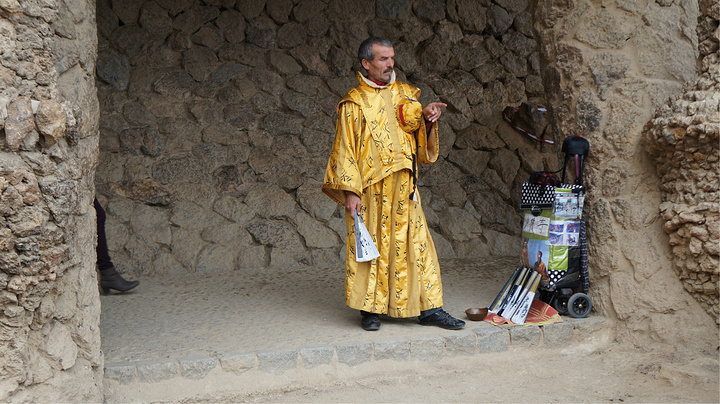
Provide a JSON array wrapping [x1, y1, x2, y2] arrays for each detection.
[[322, 72, 443, 318]]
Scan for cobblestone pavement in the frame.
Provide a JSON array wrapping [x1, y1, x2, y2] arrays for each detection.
[[100, 257, 605, 384]]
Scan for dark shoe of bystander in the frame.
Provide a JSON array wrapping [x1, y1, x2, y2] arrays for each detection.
[[100, 266, 140, 295], [419, 309, 465, 330], [360, 311, 381, 331]]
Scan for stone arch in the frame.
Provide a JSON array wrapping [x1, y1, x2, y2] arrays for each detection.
[[93, 0, 553, 276]]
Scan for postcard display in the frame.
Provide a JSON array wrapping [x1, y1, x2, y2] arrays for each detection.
[[520, 182, 585, 286]]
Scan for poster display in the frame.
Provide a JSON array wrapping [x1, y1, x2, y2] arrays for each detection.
[[522, 213, 550, 238], [521, 189, 585, 277], [553, 191, 584, 220], [549, 220, 581, 246]]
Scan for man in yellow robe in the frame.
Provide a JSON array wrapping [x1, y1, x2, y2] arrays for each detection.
[[322, 37, 465, 331]]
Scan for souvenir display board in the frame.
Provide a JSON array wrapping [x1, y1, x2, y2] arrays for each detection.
[[520, 183, 585, 286]]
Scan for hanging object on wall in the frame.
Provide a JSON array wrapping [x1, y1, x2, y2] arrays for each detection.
[[502, 102, 554, 144]]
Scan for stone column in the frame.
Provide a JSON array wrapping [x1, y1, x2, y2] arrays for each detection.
[[0, 1, 103, 401], [644, 1, 719, 324], [532, 0, 717, 349]]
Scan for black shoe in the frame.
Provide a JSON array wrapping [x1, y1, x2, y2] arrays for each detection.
[[100, 266, 139, 294], [419, 309, 465, 330], [360, 311, 380, 331]]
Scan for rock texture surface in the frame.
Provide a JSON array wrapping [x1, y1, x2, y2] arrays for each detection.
[[1, 0, 717, 401], [94, 0, 557, 275], [644, 0, 719, 323], [533, 0, 717, 348], [0, 0, 103, 402]]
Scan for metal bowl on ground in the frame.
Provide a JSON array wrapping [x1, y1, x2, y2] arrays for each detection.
[[465, 307, 488, 321]]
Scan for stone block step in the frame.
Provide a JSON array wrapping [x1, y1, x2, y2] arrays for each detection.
[[105, 317, 608, 385]]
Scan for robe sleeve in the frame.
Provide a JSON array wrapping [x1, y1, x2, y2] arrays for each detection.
[[416, 117, 439, 164], [406, 85, 439, 164], [322, 101, 364, 206]]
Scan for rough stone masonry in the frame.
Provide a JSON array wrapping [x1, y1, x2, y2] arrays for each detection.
[[93, 0, 557, 276], [0, 0, 104, 402], [0, 0, 717, 402], [644, 0, 719, 323], [533, 0, 718, 345]]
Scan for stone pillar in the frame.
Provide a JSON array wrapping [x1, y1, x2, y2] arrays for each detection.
[[532, 0, 717, 349], [644, 1, 719, 324], [0, 1, 103, 402]]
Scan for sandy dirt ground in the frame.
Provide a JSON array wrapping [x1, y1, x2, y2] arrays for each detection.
[[232, 347, 720, 403], [112, 342, 718, 403]]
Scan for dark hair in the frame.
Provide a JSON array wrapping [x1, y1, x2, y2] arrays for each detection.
[[358, 37, 393, 65]]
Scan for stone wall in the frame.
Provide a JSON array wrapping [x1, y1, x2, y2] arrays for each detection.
[[94, 0, 560, 276], [0, 0, 103, 402], [643, 1, 719, 323], [0, 0, 716, 401], [0, 0, 716, 400], [533, 0, 717, 349]]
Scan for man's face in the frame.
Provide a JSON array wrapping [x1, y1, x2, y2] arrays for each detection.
[[362, 44, 394, 83], [537, 251, 542, 261]]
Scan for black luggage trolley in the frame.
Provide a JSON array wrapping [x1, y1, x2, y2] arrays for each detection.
[[519, 135, 591, 318], [535, 217, 591, 318]]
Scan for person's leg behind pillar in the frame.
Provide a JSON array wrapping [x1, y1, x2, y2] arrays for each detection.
[[95, 198, 139, 294]]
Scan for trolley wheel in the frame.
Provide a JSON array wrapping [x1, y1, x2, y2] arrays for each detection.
[[568, 293, 592, 318], [552, 295, 569, 315]]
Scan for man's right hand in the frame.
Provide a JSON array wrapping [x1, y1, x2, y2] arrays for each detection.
[[345, 191, 361, 218]]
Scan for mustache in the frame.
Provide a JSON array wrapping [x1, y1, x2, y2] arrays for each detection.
[[384, 68, 393, 73]]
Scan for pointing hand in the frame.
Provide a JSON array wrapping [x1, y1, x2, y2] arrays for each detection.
[[422, 102, 447, 122]]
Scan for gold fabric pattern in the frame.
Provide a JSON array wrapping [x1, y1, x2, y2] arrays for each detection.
[[343, 169, 443, 317], [322, 72, 443, 318], [322, 72, 439, 206]]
